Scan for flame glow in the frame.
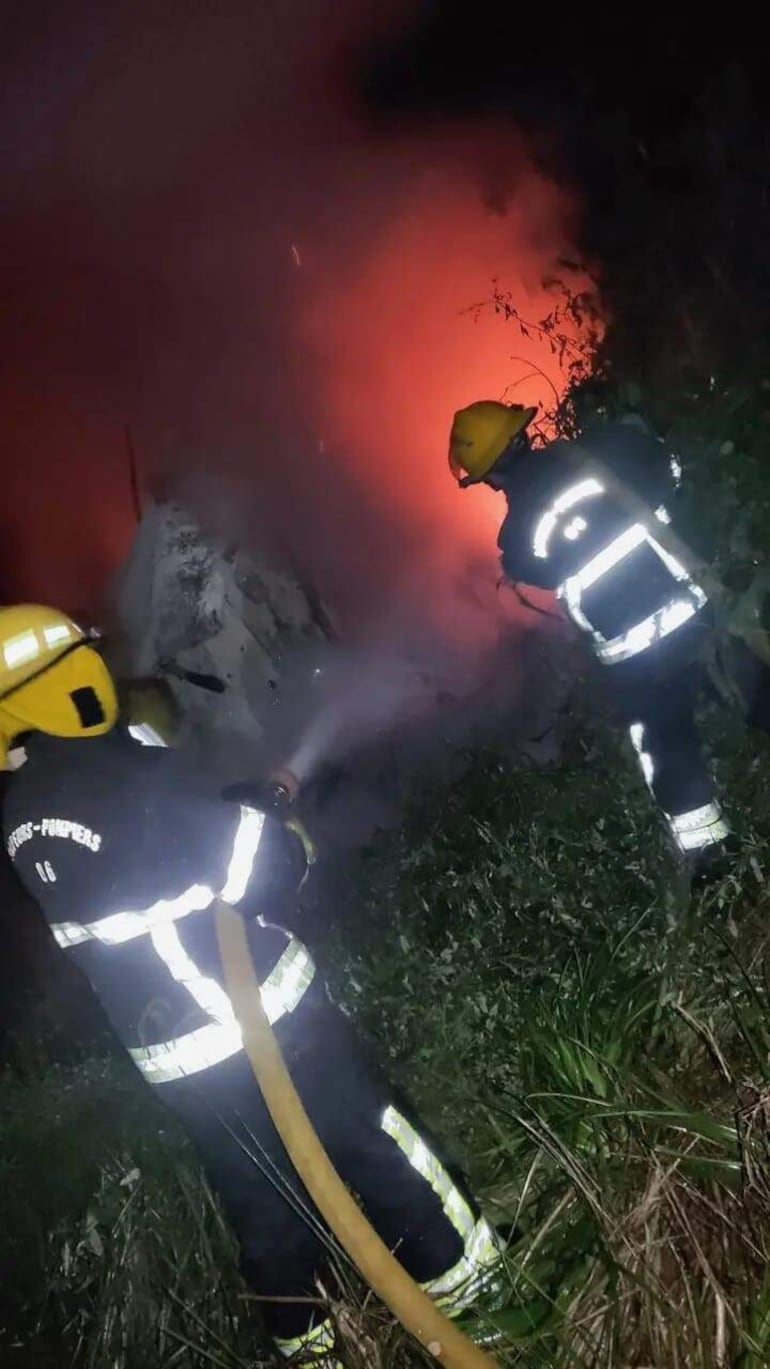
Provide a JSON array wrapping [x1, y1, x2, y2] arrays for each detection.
[[293, 137, 596, 644]]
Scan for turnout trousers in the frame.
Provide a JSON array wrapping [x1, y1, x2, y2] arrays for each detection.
[[157, 928, 498, 1355], [608, 627, 770, 855]]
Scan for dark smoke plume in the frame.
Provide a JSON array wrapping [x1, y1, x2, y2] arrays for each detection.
[[1, 0, 591, 781]]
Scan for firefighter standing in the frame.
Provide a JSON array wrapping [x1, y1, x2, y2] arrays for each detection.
[[0, 604, 499, 1361], [448, 401, 770, 878]]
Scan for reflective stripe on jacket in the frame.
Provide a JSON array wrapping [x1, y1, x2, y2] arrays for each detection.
[[3, 729, 315, 1081], [497, 423, 706, 665]]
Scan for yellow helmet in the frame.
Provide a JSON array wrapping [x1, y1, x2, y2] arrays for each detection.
[[0, 604, 117, 764], [448, 400, 537, 485]]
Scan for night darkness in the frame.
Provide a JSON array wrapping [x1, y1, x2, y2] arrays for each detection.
[[2, 5, 768, 622], [6, 9, 770, 1364], [1, 0, 577, 633]]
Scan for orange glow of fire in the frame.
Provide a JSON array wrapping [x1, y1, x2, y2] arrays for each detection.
[[297, 156, 595, 593]]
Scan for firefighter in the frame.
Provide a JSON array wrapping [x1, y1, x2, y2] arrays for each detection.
[[0, 604, 499, 1361], [448, 401, 770, 880]]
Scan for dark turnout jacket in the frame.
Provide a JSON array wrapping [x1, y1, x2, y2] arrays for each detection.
[[496, 422, 707, 665], [3, 729, 315, 1085]]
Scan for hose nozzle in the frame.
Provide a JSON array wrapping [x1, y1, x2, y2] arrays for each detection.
[[265, 767, 300, 815]]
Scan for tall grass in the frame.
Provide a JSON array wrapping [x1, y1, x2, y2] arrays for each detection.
[[318, 708, 770, 1366], [0, 1060, 266, 1368], [2, 710, 770, 1366]]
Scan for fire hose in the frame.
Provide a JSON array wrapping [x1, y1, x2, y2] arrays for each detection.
[[211, 436, 764, 1366], [214, 897, 499, 1369]]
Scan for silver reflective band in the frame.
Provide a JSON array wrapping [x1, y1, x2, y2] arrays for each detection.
[[131, 1019, 242, 1083], [597, 597, 699, 663], [630, 731, 731, 853], [128, 722, 168, 747], [670, 453, 683, 484], [563, 521, 646, 597], [381, 1106, 500, 1307], [428, 1216, 502, 1307], [276, 1317, 336, 1362], [382, 1105, 475, 1239], [560, 520, 707, 665], [654, 503, 672, 524], [152, 921, 236, 1026], [669, 802, 731, 853], [629, 722, 654, 790], [50, 806, 266, 949], [221, 806, 265, 903], [130, 936, 315, 1083], [563, 514, 588, 541], [51, 920, 91, 948], [52, 883, 215, 947], [532, 477, 604, 559], [259, 935, 315, 1023]]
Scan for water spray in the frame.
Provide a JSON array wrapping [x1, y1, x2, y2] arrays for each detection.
[[282, 642, 445, 787]]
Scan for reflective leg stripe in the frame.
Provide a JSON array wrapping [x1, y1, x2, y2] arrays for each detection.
[[382, 1106, 476, 1240], [630, 729, 730, 854], [275, 1317, 337, 1362], [50, 807, 265, 949], [426, 1216, 502, 1309], [629, 722, 655, 791], [668, 801, 731, 853], [129, 936, 315, 1083], [271, 1111, 498, 1364], [381, 1106, 500, 1309]]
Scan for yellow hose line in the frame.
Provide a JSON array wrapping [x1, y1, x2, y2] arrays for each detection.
[[215, 900, 499, 1369]]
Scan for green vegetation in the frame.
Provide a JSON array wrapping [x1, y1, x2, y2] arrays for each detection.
[[0, 1060, 261, 1368], [321, 704, 770, 1367], [3, 686, 770, 1365], [3, 358, 770, 1365]]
